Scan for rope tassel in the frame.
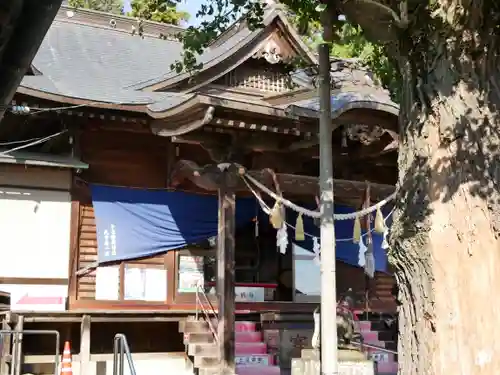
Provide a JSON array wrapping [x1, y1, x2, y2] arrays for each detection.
[[269, 201, 284, 229], [353, 215, 361, 243], [295, 213, 305, 241], [374, 206, 385, 233]]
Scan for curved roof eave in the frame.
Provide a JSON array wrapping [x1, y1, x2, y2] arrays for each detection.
[[286, 98, 400, 133], [16, 86, 150, 113], [16, 84, 197, 118], [129, 6, 317, 92]]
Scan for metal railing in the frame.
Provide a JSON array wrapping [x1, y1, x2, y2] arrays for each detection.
[[0, 329, 60, 375], [352, 340, 398, 355], [113, 334, 137, 375], [195, 281, 218, 342]]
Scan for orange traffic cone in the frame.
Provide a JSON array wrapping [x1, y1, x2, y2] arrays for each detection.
[[60, 341, 73, 375]]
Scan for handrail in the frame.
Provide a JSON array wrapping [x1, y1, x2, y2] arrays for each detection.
[[0, 329, 60, 375], [351, 340, 398, 355], [195, 281, 218, 343], [113, 334, 137, 375]]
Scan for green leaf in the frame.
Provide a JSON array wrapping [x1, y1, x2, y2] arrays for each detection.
[[315, 4, 327, 12]]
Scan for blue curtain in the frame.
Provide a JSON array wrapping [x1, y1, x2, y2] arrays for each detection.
[[283, 205, 391, 272], [91, 185, 256, 263], [91, 185, 390, 271]]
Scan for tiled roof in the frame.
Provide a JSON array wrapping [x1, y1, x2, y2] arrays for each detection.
[[21, 18, 185, 107], [18, 4, 297, 112]]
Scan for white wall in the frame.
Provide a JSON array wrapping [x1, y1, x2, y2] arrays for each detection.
[[0, 187, 71, 279], [0, 166, 72, 311], [25, 354, 195, 375]]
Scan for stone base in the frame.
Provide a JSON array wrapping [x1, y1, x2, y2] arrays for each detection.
[[291, 349, 375, 375]]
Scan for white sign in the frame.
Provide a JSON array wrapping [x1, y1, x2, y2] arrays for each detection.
[[0, 188, 71, 279], [95, 266, 120, 301], [124, 267, 167, 302], [370, 351, 389, 363], [235, 287, 265, 302], [236, 355, 270, 366], [0, 284, 67, 311], [178, 255, 205, 293]]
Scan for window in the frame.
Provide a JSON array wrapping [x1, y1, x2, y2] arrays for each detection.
[[176, 251, 216, 295], [293, 244, 320, 301]]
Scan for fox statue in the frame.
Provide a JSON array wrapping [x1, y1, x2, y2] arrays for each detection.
[[312, 289, 360, 349]]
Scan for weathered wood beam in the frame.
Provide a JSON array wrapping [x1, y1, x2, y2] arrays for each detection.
[[354, 134, 399, 159], [170, 160, 395, 200], [173, 128, 397, 165], [172, 130, 299, 153]]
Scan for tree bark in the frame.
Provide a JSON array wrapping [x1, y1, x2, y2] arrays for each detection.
[[388, 12, 500, 374]]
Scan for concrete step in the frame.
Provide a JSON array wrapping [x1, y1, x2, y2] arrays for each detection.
[[179, 320, 212, 333], [378, 330, 397, 342], [195, 354, 274, 368], [188, 342, 268, 356], [236, 321, 258, 332], [376, 361, 398, 373], [236, 366, 280, 375], [236, 331, 262, 343], [358, 320, 397, 332], [198, 366, 280, 375], [185, 332, 215, 344], [180, 320, 258, 333], [361, 331, 379, 342], [357, 321, 372, 331], [363, 339, 396, 351]]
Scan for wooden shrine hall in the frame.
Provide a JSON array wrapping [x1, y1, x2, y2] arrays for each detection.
[[0, 3, 399, 374]]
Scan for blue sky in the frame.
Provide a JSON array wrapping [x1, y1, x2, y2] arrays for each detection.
[[123, 0, 204, 26]]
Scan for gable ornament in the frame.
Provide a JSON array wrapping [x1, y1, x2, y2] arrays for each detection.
[[253, 40, 282, 64]]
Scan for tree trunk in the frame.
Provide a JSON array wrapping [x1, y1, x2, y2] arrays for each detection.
[[389, 18, 500, 374]]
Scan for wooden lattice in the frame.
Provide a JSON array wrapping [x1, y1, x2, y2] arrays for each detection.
[[216, 64, 296, 93]]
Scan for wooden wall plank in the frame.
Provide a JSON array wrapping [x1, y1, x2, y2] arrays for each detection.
[[74, 129, 170, 304]]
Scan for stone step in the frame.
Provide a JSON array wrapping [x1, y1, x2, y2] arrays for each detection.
[[361, 331, 379, 342], [236, 366, 280, 375], [188, 342, 268, 356], [198, 365, 280, 375], [186, 331, 262, 344], [180, 320, 258, 333], [363, 339, 396, 351], [377, 330, 397, 342], [185, 332, 215, 344], [357, 321, 372, 332], [195, 354, 275, 369], [354, 311, 396, 322], [236, 321, 258, 332], [376, 361, 398, 374], [358, 320, 397, 332], [179, 320, 211, 333], [236, 331, 262, 343]]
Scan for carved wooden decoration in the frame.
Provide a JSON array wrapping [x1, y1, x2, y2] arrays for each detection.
[[253, 39, 283, 64]]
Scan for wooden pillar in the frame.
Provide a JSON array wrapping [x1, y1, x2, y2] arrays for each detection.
[[11, 316, 23, 375], [80, 315, 91, 375], [216, 167, 236, 374], [0, 317, 12, 375]]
